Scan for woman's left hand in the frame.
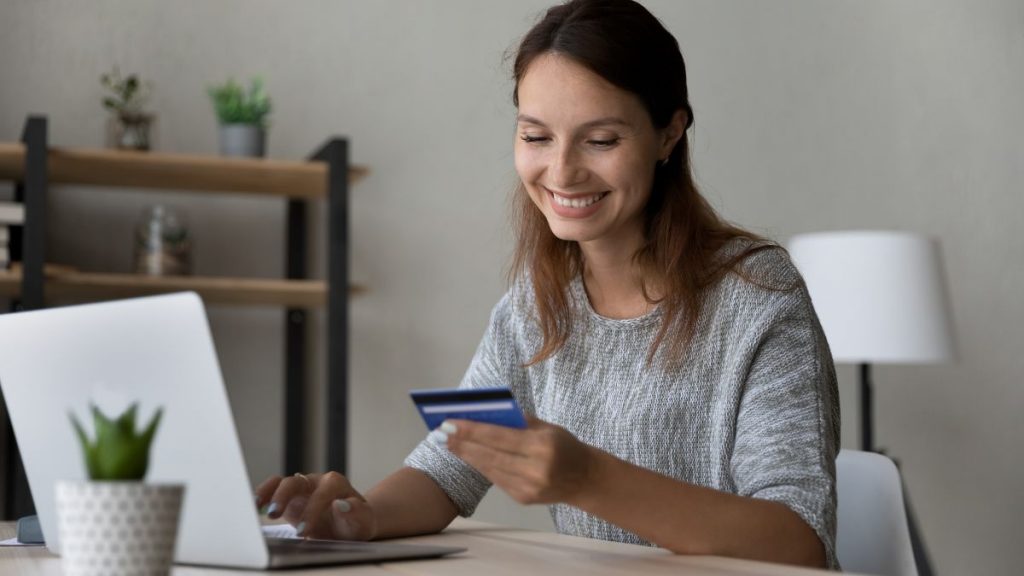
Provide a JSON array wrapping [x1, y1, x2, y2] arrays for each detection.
[[438, 416, 598, 505]]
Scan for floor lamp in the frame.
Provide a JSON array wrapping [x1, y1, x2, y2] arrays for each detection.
[[789, 230, 956, 576]]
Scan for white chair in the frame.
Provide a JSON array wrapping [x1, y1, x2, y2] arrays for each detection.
[[836, 449, 918, 576]]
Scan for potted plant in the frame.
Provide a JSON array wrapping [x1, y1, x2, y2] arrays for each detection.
[[207, 77, 272, 157], [101, 68, 155, 151], [55, 403, 183, 576]]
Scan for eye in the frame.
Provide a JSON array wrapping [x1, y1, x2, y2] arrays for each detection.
[[520, 134, 549, 144], [587, 138, 620, 149]]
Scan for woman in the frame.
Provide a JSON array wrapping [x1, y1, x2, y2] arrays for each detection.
[[255, 0, 840, 569]]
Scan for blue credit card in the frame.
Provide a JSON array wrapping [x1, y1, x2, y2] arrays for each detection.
[[410, 387, 528, 430]]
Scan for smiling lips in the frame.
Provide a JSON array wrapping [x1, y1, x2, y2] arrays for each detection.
[[546, 187, 610, 218]]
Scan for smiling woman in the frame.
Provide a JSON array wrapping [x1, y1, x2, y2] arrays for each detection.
[[254, 0, 840, 570]]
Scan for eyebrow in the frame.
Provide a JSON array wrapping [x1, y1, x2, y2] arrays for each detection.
[[516, 114, 631, 130]]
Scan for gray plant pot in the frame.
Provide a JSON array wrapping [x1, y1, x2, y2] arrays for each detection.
[[218, 124, 266, 157], [55, 481, 184, 576]]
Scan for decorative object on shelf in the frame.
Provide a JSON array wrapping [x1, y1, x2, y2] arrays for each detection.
[[0, 201, 25, 225], [0, 225, 9, 270], [101, 68, 155, 151], [207, 77, 272, 157], [134, 205, 191, 276], [0, 200, 24, 270], [788, 229, 957, 576], [56, 403, 182, 576]]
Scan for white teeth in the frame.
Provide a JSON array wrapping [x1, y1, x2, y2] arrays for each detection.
[[553, 192, 606, 208]]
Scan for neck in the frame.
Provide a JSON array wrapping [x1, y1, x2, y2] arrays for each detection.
[[579, 232, 657, 319]]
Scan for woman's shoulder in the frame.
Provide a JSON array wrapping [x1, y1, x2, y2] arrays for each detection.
[[714, 236, 804, 295], [700, 237, 812, 329], [700, 237, 818, 346]]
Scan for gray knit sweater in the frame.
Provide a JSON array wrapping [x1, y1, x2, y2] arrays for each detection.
[[405, 241, 841, 568]]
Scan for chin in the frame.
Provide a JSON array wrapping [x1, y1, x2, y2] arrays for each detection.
[[544, 219, 601, 243]]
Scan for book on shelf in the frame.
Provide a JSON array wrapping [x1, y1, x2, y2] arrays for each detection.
[[0, 224, 8, 244], [0, 202, 24, 225]]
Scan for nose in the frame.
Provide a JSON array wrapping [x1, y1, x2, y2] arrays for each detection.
[[549, 143, 588, 189]]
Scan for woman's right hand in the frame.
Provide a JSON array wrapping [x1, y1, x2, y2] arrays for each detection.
[[254, 471, 377, 541]]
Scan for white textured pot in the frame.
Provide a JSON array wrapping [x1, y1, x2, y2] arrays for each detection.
[[55, 481, 184, 576], [218, 123, 266, 157]]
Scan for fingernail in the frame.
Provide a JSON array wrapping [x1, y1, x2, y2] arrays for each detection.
[[429, 429, 449, 444], [440, 421, 458, 434], [259, 504, 269, 515], [254, 495, 262, 509], [296, 521, 306, 537], [334, 499, 352, 513], [266, 502, 279, 517]]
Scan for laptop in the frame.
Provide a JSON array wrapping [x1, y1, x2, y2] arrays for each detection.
[[0, 292, 465, 568]]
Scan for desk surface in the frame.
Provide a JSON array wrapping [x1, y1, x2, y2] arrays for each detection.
[[0, 519, 836, 575]]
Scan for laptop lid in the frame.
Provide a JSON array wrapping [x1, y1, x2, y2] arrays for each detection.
[[0, 293, 269, 568]]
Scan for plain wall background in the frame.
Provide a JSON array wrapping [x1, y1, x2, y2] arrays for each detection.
[[1, 1, 1021, 573]]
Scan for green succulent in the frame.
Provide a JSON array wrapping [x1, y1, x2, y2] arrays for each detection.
[[207, 77, 272, 126], [70, 404, 163, 481]]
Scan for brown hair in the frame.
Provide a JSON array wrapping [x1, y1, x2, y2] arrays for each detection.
[[509, 0, 790, 366]]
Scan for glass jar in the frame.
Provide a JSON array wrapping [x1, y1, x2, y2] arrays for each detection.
[[109, 113, 155, 151], [134, 205, 191, 276]]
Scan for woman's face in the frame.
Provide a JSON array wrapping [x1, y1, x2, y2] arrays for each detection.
[[515, 53, 679, 248]]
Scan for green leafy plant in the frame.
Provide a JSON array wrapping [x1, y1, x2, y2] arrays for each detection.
[[100, 68, 152, 119], [207, 77, 272, 126], [70, 404, 163, 481]]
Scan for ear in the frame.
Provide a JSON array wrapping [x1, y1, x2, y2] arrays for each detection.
[[659, 109, 687, 160]]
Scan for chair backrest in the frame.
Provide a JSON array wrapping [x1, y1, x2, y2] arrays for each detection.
[[836, 449, 918, 576]]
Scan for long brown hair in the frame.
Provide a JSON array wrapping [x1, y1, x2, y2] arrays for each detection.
[[509, 0, 790, 366]]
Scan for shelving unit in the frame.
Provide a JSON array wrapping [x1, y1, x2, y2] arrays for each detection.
[[0, 116, 366, 519], [0, 142, 368, 198], [0, 268, 367, 306]]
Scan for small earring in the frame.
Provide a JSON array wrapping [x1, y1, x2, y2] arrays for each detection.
[[659, 157, 670, 167]]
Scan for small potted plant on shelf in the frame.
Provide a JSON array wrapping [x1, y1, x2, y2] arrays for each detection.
[[56, 403, 183, 576], [208, 77, 272, 157], [101, 67, 155, 151]]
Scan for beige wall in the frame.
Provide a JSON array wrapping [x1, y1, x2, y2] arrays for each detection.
[[1, 1, 1021, 573]]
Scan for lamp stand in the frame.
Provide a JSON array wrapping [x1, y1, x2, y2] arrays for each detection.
[[859, 363, 873, 452], [857, 362, 934, 576]]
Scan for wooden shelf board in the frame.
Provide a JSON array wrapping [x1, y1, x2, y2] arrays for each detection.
[[0, 142, 368, 199], [0, 269, 366, 307]]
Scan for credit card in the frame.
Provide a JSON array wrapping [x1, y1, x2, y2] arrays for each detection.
[[410, 387, 528, 430]]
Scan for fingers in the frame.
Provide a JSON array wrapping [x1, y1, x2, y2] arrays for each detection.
[[449, 435, 529, 480], [447, 419, 526, 455], [328, 496, 376, 541], [265, 473, 318, 520], [254, 471, 376, 541], [450, 441, 540, 504], [254, 475, 283, 510], [281, 495, 310, 526], [524, 415, 546, 429], [444, 417, 571, 506], [297, 471, 364, 539]]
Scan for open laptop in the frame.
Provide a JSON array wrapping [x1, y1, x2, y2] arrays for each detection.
[[0, 292, 464, 568]]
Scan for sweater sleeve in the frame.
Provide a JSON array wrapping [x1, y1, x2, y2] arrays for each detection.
[[403, 292, 522, 517], [729, 267, 842, 570]]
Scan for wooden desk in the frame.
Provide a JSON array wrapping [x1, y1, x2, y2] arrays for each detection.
[[0, 519, 837, 575]]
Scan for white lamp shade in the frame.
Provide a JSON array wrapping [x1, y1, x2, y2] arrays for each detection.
[[788, 231, 956, 364]]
